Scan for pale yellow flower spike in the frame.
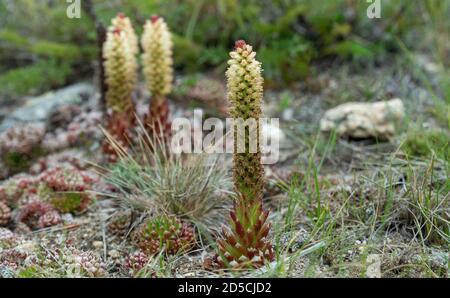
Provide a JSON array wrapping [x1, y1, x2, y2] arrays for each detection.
[[109, 13, 138, 88], [103, 28, 134, 113], [226, 40, 264, 121], [141, 16, 174, 98], [111, 13, 139, 55]]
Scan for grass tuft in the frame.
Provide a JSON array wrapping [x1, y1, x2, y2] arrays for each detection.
[[101, 121, 232, 232]]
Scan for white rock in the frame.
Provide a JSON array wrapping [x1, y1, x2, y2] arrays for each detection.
[[320, 98, 404, 140], [108, 249, 120, 259], [92, 241, 103, 249]]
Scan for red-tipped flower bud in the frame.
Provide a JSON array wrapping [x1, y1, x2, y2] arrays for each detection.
[[235, 40, 246, 49]]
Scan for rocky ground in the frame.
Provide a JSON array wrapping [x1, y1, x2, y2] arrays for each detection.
[[0, 57, 448, 277]]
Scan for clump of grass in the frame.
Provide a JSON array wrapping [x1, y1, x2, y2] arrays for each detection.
[[262, 128, 449, 277], [401, 125, 450, 160], [355, 155, 449, 246], [101, 121, 231, 229], [396, 158, 450, 245]]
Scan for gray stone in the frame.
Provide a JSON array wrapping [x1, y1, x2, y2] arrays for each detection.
[[0, 83, 95, 132], [320, 98, 404, 140]]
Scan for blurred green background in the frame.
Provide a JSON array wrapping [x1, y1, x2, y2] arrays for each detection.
[[0, 0, 448, 100]]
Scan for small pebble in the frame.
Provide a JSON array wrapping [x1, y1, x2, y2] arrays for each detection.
[[108, 249, 120, 259], [92, 241, 103, 249]]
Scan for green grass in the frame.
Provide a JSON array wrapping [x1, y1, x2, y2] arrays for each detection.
[[1, 0, 444, 96], [401, 125, 450, 160], [0, 60, 72, 98]]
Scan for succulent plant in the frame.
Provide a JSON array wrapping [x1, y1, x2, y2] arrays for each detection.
[[0, 124, 45, 176], [108, 210, 132, 236], [36, 247, 107, 278], [30, 150, 88, 175], [48, 104, 82, 129], [102, 22, 137, 161], [0, 247, 28, 272], [141, 15, 173, 140], [0, 174, 39, 208], [13, 222, 32, 235], [215, 200, 273, 268], [16, 194, 42, 210], [42, 110, 103, 152], [0, 247, 28, 264], [17, 201, 60, 230], [70, 250, 106, 277], [0, 228, 14, 239], [213, 40, 274, 269], [0, 228, 20, 249], [133, 215, 195, 256], [38, 167, 95, 214], [0, 201, 11, 226], [124, 250, 149, 275], [37, 210, 61, 229]]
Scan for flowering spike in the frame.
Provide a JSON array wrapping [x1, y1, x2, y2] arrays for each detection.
[[141, 16, 173, 141], [110, 13, 139, 56], [211, 41, 274, 269], [151, 15, 160, 23], [102, 14, 138, 161]]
